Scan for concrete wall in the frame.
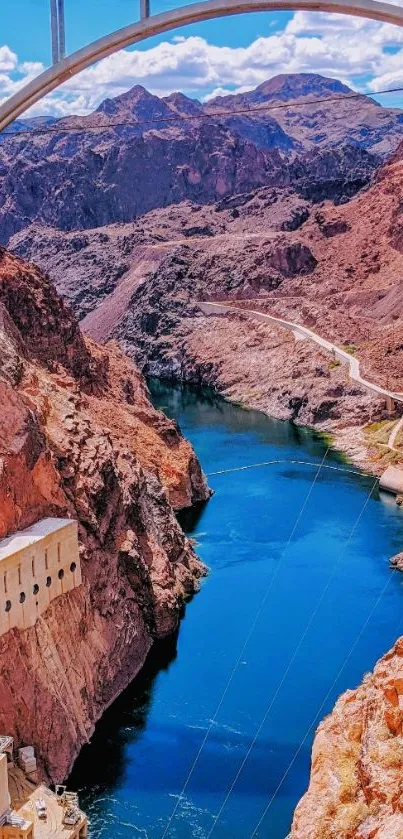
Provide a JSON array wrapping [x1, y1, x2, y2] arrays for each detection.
[[0, 756, 10, 819], [0, 521, 81, 636]]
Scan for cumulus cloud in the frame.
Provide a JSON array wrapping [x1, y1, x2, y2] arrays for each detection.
[[2, 8, 403, 118]]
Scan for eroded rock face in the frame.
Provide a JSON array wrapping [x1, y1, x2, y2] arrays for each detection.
[[0, 247, 210, 781], [291, 637, 403, 839], [0, 74, 389, 243]]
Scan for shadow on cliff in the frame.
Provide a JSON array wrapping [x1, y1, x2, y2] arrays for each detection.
[[68, 630, 179, 795]]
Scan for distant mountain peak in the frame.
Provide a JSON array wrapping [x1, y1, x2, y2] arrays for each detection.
[[254, 73, 352, 99], [206, 73, 355, 110], [96, 84, 166, 118], [163, 91, 203, 116]]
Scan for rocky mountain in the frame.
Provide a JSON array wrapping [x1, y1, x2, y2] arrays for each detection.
[[5, 71, 403, 835], [0, 245, 209, 781], [13, 139, 403, 476], [1, 73, 403, 242], [206, 73, 403, 155]]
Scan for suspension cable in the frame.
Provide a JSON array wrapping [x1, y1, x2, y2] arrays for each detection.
[[3, 84, 403, 138], [158, 446, 330, 838], [206, 476, 378, 838], [207, 458, 374, 478], [249, 563, 396, 838]]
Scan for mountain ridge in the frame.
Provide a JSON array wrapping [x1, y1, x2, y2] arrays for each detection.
[[1, 72, 400, 243]]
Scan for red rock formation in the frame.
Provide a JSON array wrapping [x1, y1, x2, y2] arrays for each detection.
[[291, 638, 403, 839], [0, 246, 209, 781]]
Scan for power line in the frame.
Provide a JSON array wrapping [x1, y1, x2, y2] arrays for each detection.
[[249, 555, 395, 838], [158, 446, 330, 839], [2, 83, 403, 138], [206, 476, 378, 839], [207, 459, 373, 478]]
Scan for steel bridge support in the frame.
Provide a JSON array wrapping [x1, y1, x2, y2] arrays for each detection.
[[50, 0, 66, 64], [3, 0, 403, 131], [140, 0, 151, 18]]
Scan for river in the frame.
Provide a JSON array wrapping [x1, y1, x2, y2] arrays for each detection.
[[69, 381, 403, 838]]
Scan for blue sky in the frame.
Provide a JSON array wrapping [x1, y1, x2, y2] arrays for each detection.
[[2, 0, 403, 116], [2, 0, 294, 61]]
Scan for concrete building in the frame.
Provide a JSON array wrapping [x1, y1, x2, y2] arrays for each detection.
[[0, 519, 81, 635], [0, 744, 33, 839], [0, 738, 87, 839]]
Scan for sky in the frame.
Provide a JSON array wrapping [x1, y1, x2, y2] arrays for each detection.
[[3, 0, 403, 117]]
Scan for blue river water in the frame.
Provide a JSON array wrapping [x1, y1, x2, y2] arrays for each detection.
[[69, 381, 403, 839]]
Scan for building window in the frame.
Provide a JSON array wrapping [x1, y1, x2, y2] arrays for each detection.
[[46, 577, 52, 588], [45, 550, 48, 570], [31, 558, 35, 577], [19, 592, 26, 604], [33, 584, 39, 595], [70, 562, 77, 573], [57, 543, 61, 563], [58, 569, 64, 580], [3, 573, 7, 595], [5, 600, 11, 612], [18, 566, 21, 586]]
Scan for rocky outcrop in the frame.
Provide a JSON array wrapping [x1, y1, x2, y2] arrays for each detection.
[[0, 246, 210, 782], [1, 73, 395, 243], [206, 73, 403, 157], [290, 637, 403, 839]]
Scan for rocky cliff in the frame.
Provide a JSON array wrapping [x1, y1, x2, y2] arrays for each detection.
[[0, 246, 210, 782], [14, 140, 403, 473], [291, 637, 403, 839]]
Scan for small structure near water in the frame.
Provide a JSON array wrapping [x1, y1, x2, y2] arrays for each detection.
[[0, 737, 87, 839], [380, 465, 403, 497], [0, 518, 82, 636]]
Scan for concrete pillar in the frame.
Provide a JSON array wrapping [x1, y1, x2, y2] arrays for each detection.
[[50, 0, 59, 64], [140, 0, 150, 18], [0, 754, 9, 817], [57, 0, 66, 59], [386, 395, 395, 416]]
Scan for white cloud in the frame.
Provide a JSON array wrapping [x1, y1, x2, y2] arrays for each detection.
[[0, 46, 17, 73], [2, 8, 403, 119]]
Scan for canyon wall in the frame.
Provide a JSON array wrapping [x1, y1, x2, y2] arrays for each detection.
[[0, 246, 210, 782], [291, 637, 403, 839]]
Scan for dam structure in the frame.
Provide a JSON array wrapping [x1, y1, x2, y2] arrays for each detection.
[[0, 518, 81, 636], [0, 520, 87, 838]]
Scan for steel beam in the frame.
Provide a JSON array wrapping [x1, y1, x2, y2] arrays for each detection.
[[58, 0, 66, 59], [140, 0, 151, 18], [3, 0, 403, 131], [50, 0, 59, 65]]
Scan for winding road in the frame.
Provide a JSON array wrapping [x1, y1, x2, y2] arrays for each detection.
[[198, 301, 403, 447]]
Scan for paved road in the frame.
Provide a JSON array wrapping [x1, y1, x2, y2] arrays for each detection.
[[198, 301, 403, 408], [388, 415, 403, 449]]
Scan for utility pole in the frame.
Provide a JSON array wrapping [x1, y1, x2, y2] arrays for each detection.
[[50, 0, 66, 64]]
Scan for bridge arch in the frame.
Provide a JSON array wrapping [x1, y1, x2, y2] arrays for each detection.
[[1, 0, 403, 131]]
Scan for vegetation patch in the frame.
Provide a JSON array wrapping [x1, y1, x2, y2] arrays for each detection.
[[365, 419, 396, 447]]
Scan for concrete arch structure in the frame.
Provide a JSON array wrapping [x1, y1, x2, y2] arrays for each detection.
[[1, 0, 403, 131]]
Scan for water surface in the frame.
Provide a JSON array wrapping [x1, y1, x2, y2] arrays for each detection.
[[69, 382, 403, 838]]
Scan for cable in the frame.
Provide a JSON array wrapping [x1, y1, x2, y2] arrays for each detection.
[[207, 458, 373, 478], [158, 446, 329, 838], [249, 563, 395, 839], [206, 476, 378, 838], [3, 84, 403, 138]]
